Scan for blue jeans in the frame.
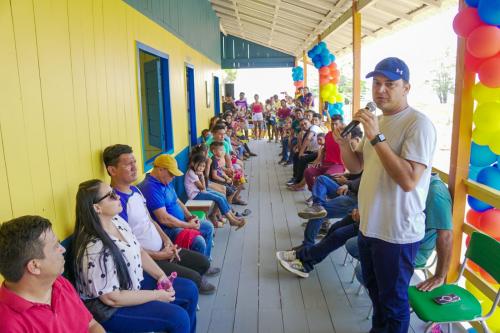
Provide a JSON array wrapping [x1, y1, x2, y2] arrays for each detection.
[[194, 190, 231, 215], [102, 273, 198, 333], [171, 219, 214, 259], [281, 136, 290, 161], [358, 234, 419, 333], [297, 215, 358, 272], [303, 176, 357, 246]]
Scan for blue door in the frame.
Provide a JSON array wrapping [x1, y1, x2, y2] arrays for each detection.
[[186, 66, 197, 146], [144, 59, 164, 149], [214, 76, 220, 116]]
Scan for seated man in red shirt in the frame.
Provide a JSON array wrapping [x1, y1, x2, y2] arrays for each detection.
[[0, 215, 104, 333]]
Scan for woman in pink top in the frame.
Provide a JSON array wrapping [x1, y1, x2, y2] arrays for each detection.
[[250, 94, 264, 139], [303, 116, 350, 191]]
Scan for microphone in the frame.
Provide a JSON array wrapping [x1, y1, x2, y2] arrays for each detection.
[[340, 102, 377, 138]]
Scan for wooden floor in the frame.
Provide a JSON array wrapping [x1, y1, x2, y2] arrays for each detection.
[[196, 140, 464, 333]]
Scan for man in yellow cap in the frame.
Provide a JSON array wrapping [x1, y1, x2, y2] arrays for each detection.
[[138, 154, 215, 260]]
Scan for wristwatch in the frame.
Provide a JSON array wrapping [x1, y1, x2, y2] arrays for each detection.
[[370, 133, 386, 146]]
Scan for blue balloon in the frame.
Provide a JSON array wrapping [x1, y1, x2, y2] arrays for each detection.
[[313, 54, 321, 63], [478, 0, 500, 25], [470, 142, 496, 167], [468, 165, 482, 181], [311, 45, 320, 57], [321, 54, 331, 66], [321, 47, 330, 57], [307, 50, 314, 58], [318, 41, 326, 50], [468, 195, 493, 212], [477, 166, 500, 190], [465, 0, 479, 7], [314, 61, 322, 69], [329, 54, 336, 63]]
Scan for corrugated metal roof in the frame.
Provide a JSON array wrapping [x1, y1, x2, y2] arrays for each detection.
[[210, 0, 454, 58]]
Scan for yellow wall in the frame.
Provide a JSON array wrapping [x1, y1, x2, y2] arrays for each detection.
[[0, 0, 220, 237]]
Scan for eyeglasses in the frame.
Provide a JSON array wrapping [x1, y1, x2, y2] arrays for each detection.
[[94, 189, 119, 204]]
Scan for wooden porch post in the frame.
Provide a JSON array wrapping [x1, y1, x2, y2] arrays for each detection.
[[318, 35, 323, 110], [303, 50, 308, 89], [352, 0, 361, 116], [447, 0, 475, 282]]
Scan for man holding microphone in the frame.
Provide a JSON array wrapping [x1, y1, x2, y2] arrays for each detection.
[[334, 57, 436, 333]]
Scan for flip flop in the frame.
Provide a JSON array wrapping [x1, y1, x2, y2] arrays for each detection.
[[241, 208, 252, 216]]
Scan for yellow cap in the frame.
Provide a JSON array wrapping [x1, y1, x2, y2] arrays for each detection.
[[153, 154, 183, 176]]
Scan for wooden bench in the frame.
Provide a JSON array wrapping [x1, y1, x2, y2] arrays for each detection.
[[185, 200, 215, 216]]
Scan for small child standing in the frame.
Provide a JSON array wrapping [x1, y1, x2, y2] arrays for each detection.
[[185, 154, 246, 230], [209, 141, 246, 205]]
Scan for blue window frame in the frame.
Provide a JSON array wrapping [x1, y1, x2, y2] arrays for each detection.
[[136, 42, 173, 171]]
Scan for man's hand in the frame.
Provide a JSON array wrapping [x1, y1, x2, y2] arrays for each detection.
[[311, 161, 321, 168], [354, 108, 379, 141], [332, 124, 351, 147], [416, 275, 445, 292], [351, 208, 360, 222], [336, 185, 348, 195]]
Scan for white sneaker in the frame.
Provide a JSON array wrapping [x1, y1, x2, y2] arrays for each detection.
[[276, 250, 296, 262], [298, 205, 327, 219], [279, 259, 309, 278]]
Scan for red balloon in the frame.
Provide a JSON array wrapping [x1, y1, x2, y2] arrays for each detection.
[[479, 208, 500, 238], [478, 55, 500, 88], [320, 73, 330, 80], [465, 50, 485, 72], [467, 26, 500, 58], [293, 80, 304, 87], [328, 62, 337, 71], [319, 67, 330, 75], [330, 76, 340, 84], [453, 7, 484, 38], [466, 209, 483, 228]]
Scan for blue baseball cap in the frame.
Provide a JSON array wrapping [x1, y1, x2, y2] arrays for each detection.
[[366, 57, 410, 82]]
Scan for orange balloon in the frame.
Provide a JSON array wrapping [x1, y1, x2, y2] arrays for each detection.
[[331, 69, 340, 79], [330, 76, 340, 84], [319, 67, 330, 75], [466, 209, 483, 228], [478, 56, 500, 88], [467, 26, 500, 59], [453, 7, 484, 38], [479, 208, 500, 238], [465, 50, 485, 73], [328, 62, 337, 71], [319, 77, 330, 85], [293, 80, 304, 87]]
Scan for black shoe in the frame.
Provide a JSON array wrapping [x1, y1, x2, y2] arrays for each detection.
[[291, 244, 304, 253], [199, 278, 216, 295], [249, 152, 257, 157], [205, 266, 221, 276]]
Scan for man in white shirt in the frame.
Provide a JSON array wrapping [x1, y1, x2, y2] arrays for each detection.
[[334, 57, 436, 333]]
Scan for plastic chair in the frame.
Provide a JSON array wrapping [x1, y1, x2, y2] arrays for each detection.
[[408, 232, 500, 333]]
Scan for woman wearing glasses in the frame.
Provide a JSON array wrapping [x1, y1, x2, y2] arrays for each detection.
[[72, 179, 197, 333]]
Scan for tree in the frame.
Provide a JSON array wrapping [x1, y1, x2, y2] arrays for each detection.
[[338, 74, 368, 104], [222, 69, 237, 84], [427, 48, 455, 104]]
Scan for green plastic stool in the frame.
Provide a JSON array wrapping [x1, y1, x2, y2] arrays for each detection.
[[190, 210, 206, 220]]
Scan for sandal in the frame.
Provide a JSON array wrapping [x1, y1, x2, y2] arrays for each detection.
[[241, 209, 251, 216], [232, 198, 247, 205], [229, 217, 246, 231]]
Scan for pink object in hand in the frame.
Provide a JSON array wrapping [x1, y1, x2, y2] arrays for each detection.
[[157, 272, 177, 290]]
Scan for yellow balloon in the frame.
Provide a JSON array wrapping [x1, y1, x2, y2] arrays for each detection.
[[324, 83, 334, 92], [465, 281, 500, 331], [335, 93, 344, 103], [472, 83, 500, 104], [488, 131, 500, 155], [331, 84, 339, 94], [472, 128, 495, 146], [327, 95, 336, 104], [473, 102, 500, 131]]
